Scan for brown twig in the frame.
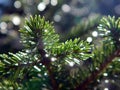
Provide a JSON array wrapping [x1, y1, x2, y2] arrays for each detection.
[[75, 49, 120, 90], [38, 38, 58, 90]]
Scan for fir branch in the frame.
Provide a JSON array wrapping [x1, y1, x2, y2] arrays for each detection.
[[76, 16, 120, 90], [1, 15, 119, 90], [75, 47, 120, 90]]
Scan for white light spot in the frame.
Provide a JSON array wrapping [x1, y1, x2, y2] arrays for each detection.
[[51, 57, 57, 62], [80, 53, 84, 55], [14, 1, 22, 9], [104, 88, 109, 90], [103, 73, 108, 76], [87, 37, 92, 43], [105, 79, 109, 83], [0, 22, 7, 29], [29, 61, 32, 64], [44, 72, 47, 76], [119, 38, 120, 41], [45, 54, 49, 57], [69, 62, 75, 67], [38, 74, 42, 77], [26, 50, 31, 53], [95, 67, 99, 70], [97, 79, 100, 83], [54, 14, 61, 22], [61, 4, 71, 13], [99, 33, 105, 36], [92, 31, 98, 37], [0, 22, 8, 34], [42, 65, 45, 68], [23, 62, 27, 64], [12, 16, 21, 25], [51, 0, 58, 6], [34, 65, 41, 72], [44, 29, 48, 32], [39, 63, 42, 65], [109, 65, 113, 68], [15, 63, 18, 66], [37, 2, 46, 11]]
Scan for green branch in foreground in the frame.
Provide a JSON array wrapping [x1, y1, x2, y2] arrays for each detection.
[[0, 15, 120, 90], [0, 15, 92, 90]]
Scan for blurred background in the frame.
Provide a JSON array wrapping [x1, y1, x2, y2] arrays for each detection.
[[0, 0, 120, 89], [0, 0, 120, 53]]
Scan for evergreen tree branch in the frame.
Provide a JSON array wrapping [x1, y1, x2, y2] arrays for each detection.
[[75, 49, 120, 90], [75, 16, 120, 90], [0, 15, 119, 90]]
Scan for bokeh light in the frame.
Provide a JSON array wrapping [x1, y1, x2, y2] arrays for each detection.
[[61, 4, 71, 13], [51, 57, 57, 62], [37, 2, 46, 11], [51, 0, 58, 6], [103, 73, 108, 77], [87, 37, 93, 43], [104, 87, 109, 90], [68, 61, 75, 67], [105, 79, 109, 83], [0, 22, 7, 30], [12, 16, 21, 25], [14, 0, 22, 9], [92, 31, 98, 37], [54, 14, 61, 22]]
